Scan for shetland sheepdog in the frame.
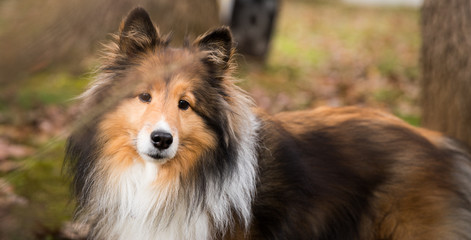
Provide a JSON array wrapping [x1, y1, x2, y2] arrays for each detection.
[[66, 7, 471, 240]]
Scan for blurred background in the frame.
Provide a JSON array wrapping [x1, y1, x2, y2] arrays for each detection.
[[1, 0, 470, 239]]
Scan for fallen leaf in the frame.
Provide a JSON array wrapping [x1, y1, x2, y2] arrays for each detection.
[[0, 138, 35, 161]]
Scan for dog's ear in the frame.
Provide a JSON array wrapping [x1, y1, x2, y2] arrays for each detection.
[[194, 27, 234, 74], [119, 7, 159, 56]]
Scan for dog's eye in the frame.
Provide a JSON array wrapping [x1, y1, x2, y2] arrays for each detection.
[[138, 93, 152, 103], [178, 100, 190, 110]]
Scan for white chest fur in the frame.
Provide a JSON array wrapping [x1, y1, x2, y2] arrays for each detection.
[[97, 161, 212, 240]]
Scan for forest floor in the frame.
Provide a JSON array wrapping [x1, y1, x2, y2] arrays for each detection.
[[0, 1, 420, 239]]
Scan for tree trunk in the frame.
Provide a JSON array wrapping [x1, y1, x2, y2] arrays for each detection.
[[421, 0, 471, 147]]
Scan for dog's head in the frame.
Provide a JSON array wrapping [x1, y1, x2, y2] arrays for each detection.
[[69, 7, 249, 182]]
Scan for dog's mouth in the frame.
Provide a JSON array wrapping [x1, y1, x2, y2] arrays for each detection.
[[147, 152, 167, 160], [137, 149, 176, 163]]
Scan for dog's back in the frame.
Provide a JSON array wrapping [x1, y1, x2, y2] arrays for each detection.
[[245, 106, 471, 240]]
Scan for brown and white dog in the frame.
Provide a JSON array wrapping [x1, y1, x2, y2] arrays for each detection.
[[65, 7, 471, 240]]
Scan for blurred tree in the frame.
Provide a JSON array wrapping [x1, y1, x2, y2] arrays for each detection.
[[228, 0, 279, 61], [421, 0, 471, 147], [0, 0, 219, 90]]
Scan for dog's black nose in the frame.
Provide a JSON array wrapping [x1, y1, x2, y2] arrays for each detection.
[[150, 131, 173, 150]]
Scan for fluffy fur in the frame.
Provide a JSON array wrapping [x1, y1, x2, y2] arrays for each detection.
[[66, 7, 471, 240]]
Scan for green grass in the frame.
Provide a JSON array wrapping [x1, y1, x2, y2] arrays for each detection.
[[0, 72, 84, 238], [396, 113, 421, 126], [15, 72, 89, 110], [0, 71, 90, 126], [2, 140, 74, 239]]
